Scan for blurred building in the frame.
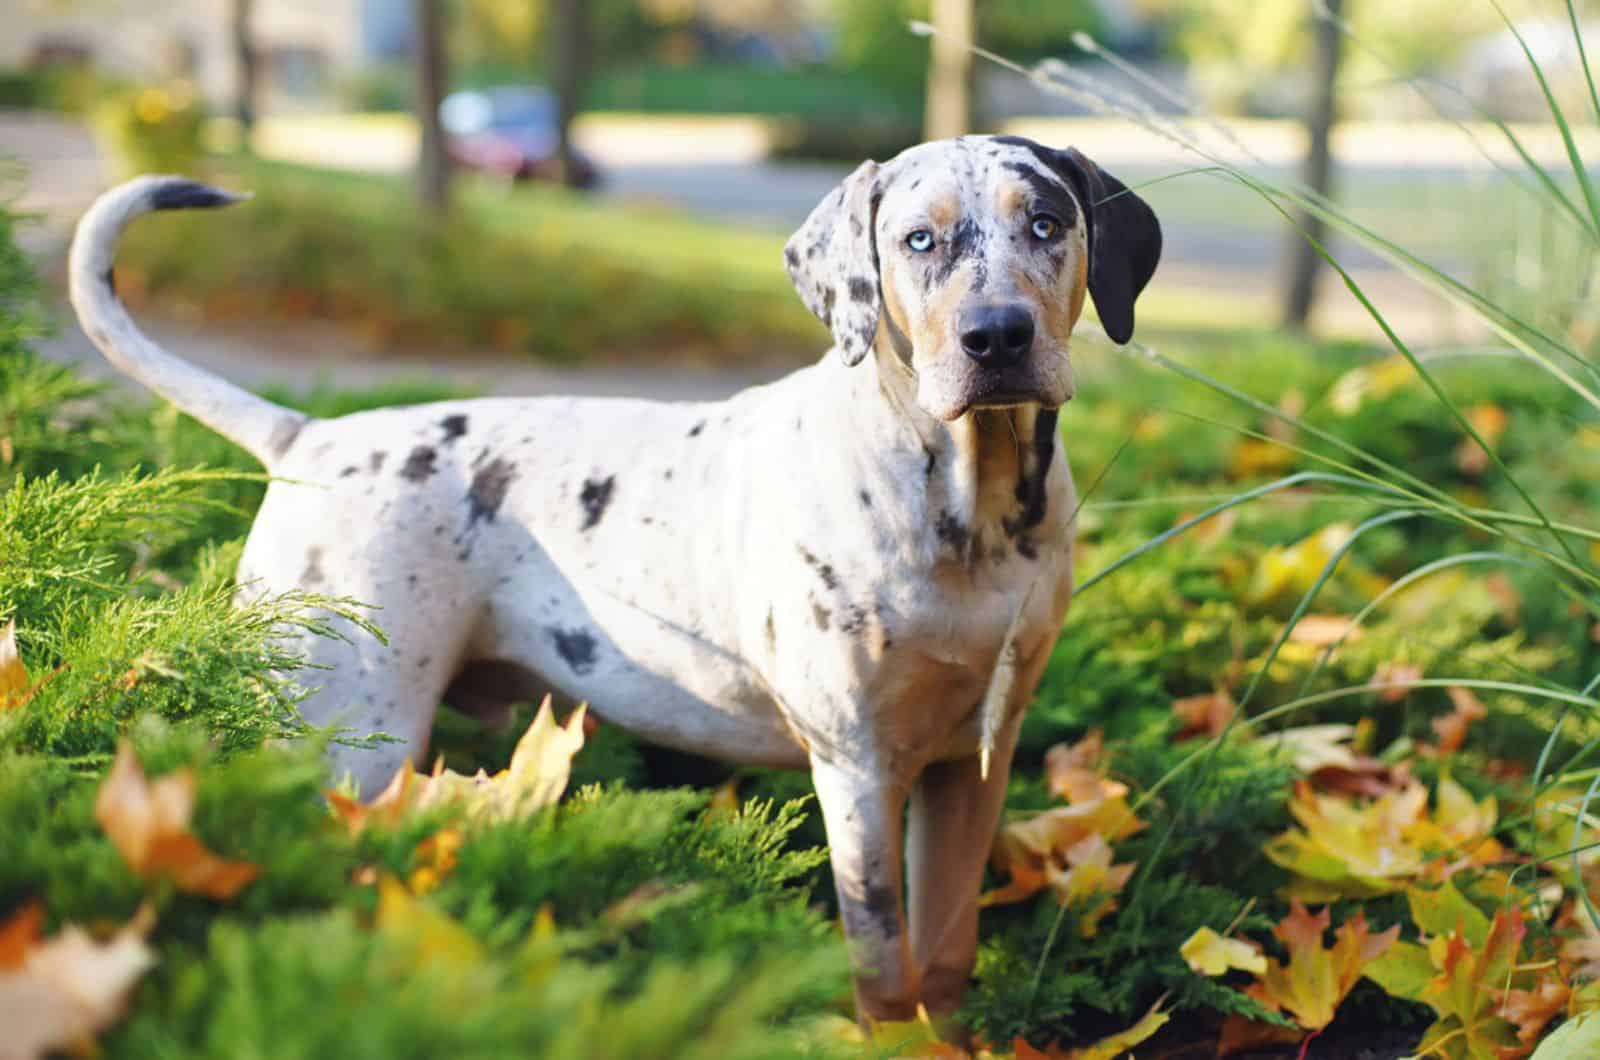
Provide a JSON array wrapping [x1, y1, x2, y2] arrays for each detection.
[[1, 0, 408, 107]]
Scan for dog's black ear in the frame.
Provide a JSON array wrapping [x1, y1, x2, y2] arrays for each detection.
[[1055, 148, 1161, 345], [784, 160, 882, 366]]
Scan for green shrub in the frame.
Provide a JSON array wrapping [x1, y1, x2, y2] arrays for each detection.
[[112, 159, 825, 362], [92, 82, 208, 179]]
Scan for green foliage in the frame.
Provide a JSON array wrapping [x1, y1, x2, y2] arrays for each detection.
[[92, 82, 208, 179], [112, 158, 824, 362]]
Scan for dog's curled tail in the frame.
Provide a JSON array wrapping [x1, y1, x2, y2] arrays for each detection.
[[69, 176, 310, 471]]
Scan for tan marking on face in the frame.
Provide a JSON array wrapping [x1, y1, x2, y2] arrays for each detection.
[[906, 262, 975, 369], [879, 254, 913, 344], [1068, 247, 1088, 327], [997, 182, 1027, 221], [927, 193, 959, 232], [1009, 263, 1074, 352]]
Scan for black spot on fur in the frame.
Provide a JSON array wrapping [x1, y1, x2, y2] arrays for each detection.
[[369, 450, 387, 473], [811, 599, 832, 631], [935, 510, 968, 553], [687, 421, 705, 438], [1002, 160, 1078, 230], [819, 286, 836, 327], [858, 489, 872, 508], [400, 445, 438, 482], [102, 266, 115, 294], [839, 604, 869, 636], [797, 546, 840, 590], [339, 465, 359, 478], [579, 475, 615, 530], [549, 627, 597, 675], [439, 414, 468, 443], [466, 457, 516, 526], [923, 446, 938, 477], [931, 216, 984, 287], [300, 547, 325, 585], [848, 276, 875, 303], [1011, 409, 1059, 534], [267, 418, 305, 460], [148, 180, 238, 211], [858, 883, 900, 938], [784, 245, 800, 269]]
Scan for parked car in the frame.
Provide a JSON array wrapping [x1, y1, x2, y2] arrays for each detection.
[[439, 87, 600, 188]]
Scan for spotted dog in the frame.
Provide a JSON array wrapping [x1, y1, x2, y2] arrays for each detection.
[[69, 136, 1160, 1022]]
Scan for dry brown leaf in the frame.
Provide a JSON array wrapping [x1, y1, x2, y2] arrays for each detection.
[[1172, 688, 1237, 740], [93, 742, 260, 900], [1043, 729, 1110, 804], [0, 905, 155, 1060], [1430, 686, 1489, 755]]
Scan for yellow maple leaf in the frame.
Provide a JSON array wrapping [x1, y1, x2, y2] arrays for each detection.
[[376, 874, 483, 970], [982, 790, 1142, 910], [1064, 1001, 1169, 1059], [0, 620, 30, 711], [1181, 926, 1267, 977], [0, 903, 155, 1060], [93, 742, 260, 900], [331, 696, 587, 834], [1245, 901, 1397, 1032]]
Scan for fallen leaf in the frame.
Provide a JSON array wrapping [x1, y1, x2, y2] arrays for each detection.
[[331, 696, 587, 832], [1501, 978, 1569, 1054], [1044, 834, 1136, 937], [1245, 902, 1397, 1032], [1044, 729, 1110, 804], [376, 874, 483, 970], [407, 828, 462, 896], [1430, 687, 1488, 755], [983, 788, 1143, 910], [1172, 689, 1236, 740], [0, 905, 155, 1060], [1373, 661, 1423, 703], [1287, 614, 1363, 648], [0, 620, 29, 710], [1064, 1001, 1168, 1059], [1181, 926, 1267, 977], [1265, 778, 1502, 901], [93, 742, 260, 899]]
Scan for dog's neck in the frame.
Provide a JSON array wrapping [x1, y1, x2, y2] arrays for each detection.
[[859, 341, 1061, 564]]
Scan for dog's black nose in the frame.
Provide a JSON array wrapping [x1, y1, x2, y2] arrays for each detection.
[[958, 304, 1035, 367]]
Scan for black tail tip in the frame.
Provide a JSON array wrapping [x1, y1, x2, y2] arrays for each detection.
[[148, 180, 246, 211]]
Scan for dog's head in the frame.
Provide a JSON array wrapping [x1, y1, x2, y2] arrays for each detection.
[[785, 135, 1161, 421]]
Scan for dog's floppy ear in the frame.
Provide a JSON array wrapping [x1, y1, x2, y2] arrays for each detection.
[[1055, 147, 1162, 345], [785, 160, 882, 366]]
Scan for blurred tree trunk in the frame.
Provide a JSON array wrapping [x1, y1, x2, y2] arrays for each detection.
[[1282, 0, 1345, 330], [924, 0, 974, 139], [549, 0, 591, 187], [413, 0, 450, 214], [230, 0, 258, 149]]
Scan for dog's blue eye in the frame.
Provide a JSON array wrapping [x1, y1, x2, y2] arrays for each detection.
[[906, 229, 934, 253], [1030, 215, 1060, 241]]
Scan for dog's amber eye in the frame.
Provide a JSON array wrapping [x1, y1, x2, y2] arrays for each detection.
[[906, 229, 935, 253], [1030, 215, 1060, 241]]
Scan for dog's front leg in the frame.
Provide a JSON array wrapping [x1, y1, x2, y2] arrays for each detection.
[[809, 752, 919, 1022], [905, 710, 1024, 1019]]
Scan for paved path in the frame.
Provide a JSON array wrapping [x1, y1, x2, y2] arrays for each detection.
[[6, 109, 1480, 399]]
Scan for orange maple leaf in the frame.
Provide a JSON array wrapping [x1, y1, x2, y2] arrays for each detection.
[[93, 742, 260, 900], [1172, 689, 1237, 740], [1244, 901, 1398, 1032]]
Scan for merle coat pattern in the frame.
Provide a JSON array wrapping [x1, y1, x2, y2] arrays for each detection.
[[68, 136, 1160, 1022]]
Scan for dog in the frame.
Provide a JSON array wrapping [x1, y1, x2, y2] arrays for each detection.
[[68, 134, 1160, 1022]]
